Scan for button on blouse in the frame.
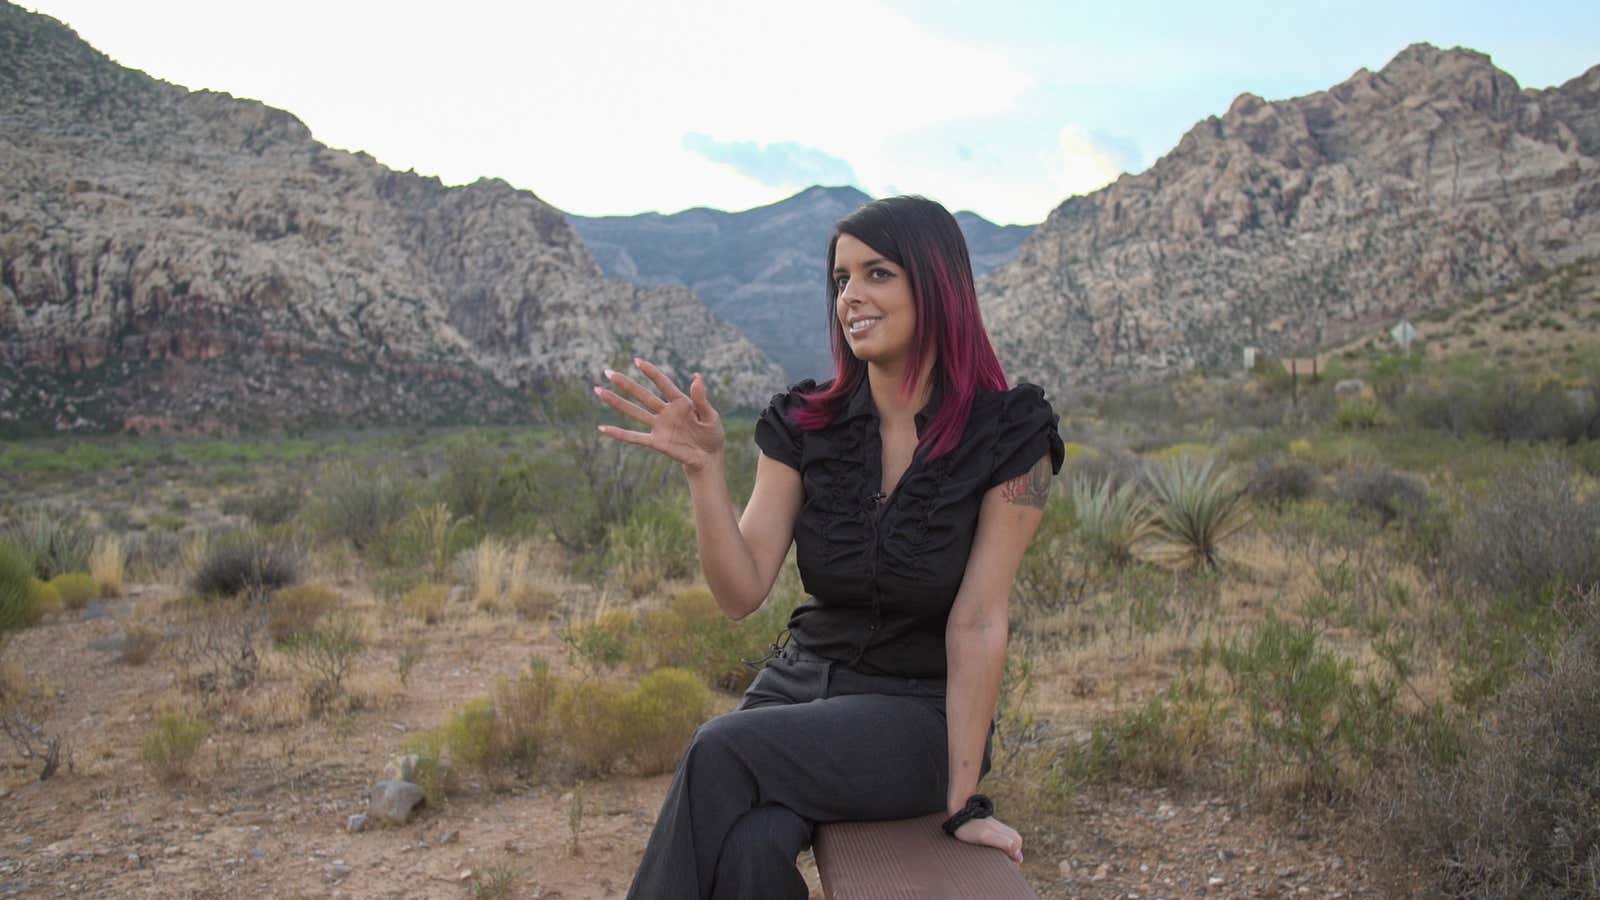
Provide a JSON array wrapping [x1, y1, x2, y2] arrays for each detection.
[[753, 374, 1066, 679]]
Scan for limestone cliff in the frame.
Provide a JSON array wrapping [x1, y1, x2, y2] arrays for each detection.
[[981, 44, 1600, 396], [0, 3, 783, 433]]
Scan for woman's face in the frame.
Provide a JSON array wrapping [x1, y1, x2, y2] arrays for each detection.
[[833, 233, 916, 366]]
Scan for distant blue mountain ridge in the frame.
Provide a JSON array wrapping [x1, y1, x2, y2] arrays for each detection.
[[568, 186, 1033, 382]]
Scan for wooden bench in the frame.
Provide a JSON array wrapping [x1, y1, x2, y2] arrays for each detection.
[[814, 813, 1040, 899]]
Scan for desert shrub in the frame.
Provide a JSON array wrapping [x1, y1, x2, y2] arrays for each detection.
[[189, 528, 303, 598], [0, 544, 36, 634], [1447, 453, 1600, 602], [1215, 618, 1399, 799], [623, 668, 711, 775], [400, 730, 455, 807], [1478, 376, 1584, 444], [1142, 454, 1250, 571], [176, 594, 268, 693], [280, 617, 364, 717], [555, 678, 628, 775], [508, 380, 678, 561], [437, 435, 513, 527], [562, 608, 638, 672], [141, 711, 208, 783], [442, 699, 498, 772], [47, 572, 96, 610], [509, 585, 560, 622], [1381, 608, 1600, 897], [490, 657, 558, 773], [1333, 465, 1429, 527], [120, 623, 161, 665], [1, 508, 92, 579], [1244, 455, 1318, 511], [1071, 474, 1155, 570], [123, 530, 184, 581], [1335, 396, 1385, 430], [635, 588, 793, 691], [226, 481, 304, 527], [88, 536, 125, 597], [401, 582, 450, 625], [306, 462, 412, 553], [604, 492, 696, 597], [25, 579, 60, 622], [267, 583, 340, 643], [554, 668, 709, 776], [0, 659, 64, 780]]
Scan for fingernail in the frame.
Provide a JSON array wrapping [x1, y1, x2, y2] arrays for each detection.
[[592, 385, 603, 396], [603, 368, 615, 379], [633, 356, 643, 367]]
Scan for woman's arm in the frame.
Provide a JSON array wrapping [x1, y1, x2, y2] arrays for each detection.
[[596, 359, 802, 619], [944, 452, 1052, 859], [684, 450, 801, 619]]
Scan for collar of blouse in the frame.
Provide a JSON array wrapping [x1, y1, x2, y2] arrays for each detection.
[[835, 373, 945, 432]]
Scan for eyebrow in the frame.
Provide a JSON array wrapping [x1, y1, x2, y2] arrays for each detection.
[[832, 257, 890, 275]]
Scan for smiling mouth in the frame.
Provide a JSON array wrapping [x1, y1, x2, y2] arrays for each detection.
[[847, 316, 882, 335]]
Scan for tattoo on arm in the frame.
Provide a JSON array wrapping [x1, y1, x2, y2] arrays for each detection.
[[999, 455, 1052, 509]]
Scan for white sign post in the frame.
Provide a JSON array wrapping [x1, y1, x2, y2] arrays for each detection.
[[1391, 319, 1418, 353]]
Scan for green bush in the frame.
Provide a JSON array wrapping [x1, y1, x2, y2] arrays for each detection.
[[0, 544, 36, 634], [1382, 607, 1600, 897], [47, 572, 96, 610], [1143, 454, 1250, 571], [1215, 618, 1397, 798], [1244, 455, 1318, 511], [1333, 465, 1429, 527], [554, 668, 709, 776], [306, 462, 412, 553], [280, 617, 364, 717], [189, 528, 304, 598], [1447, 453, 1600, 603], [1, 508, 92, 579], [604, 492, 697, 597], [224, 481, 304, 527], [141, 712, 208, 783], [562, 608, 638, 672], [400, 730, 455, 807], [635, 588, 799, 692], [1071, 473, 1155, 570], [1335, 396, 1385, 430], [623, 668, 711, 775]]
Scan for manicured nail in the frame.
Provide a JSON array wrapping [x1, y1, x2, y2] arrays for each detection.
[[592, 385, 603, 396], [603, 368, 615, 379], [633, 356, 643, 367]]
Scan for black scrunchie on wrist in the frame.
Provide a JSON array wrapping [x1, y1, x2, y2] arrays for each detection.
[[941, 794, 995, 836]]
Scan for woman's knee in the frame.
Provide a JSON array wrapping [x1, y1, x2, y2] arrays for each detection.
[[723, 805, 813, 858]]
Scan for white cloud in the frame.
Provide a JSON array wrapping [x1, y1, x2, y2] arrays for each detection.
[[25, 0, 1031, 216], [1050, 124, 1134, 199]]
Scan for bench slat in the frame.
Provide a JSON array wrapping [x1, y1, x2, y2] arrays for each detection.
[[814, 813, 1039, 900]]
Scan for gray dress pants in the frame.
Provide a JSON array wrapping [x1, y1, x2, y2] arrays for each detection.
[[625, 640, 993, 900]]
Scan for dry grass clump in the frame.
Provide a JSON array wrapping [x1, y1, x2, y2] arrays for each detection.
[[119, 623, 162, 665], [88, 535, 125, 597], [400, 582, 449, 625], [267, 583, 340, 643], [440, 658, 558, 779], [459, 536, 558, 613]]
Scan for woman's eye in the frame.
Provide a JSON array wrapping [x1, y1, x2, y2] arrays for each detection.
[[871, 268, 893, 280], [833, 275, 848, 291]]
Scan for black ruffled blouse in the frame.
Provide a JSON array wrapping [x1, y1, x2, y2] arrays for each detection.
[[754, 374, 1065, 679]]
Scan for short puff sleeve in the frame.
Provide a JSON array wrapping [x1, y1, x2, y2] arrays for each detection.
[[753, 378, 818, 471], [987, 382, 1066, 488]]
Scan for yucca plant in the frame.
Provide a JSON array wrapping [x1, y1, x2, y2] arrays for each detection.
[[1071, 474, 1156, 571], [1143, 453, 1250, 571]]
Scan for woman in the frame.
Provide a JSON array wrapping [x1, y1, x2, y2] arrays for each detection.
[[593, 195, 1064, 899]]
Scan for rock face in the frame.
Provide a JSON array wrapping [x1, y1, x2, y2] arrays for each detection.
[[981, 44, 1600, 397], [0, 3, 783, 433], [570, 186, 1032, 381]]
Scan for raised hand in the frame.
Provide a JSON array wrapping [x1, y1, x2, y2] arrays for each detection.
[[593, 357, 725, 474], [954, 815, 1024, 864]]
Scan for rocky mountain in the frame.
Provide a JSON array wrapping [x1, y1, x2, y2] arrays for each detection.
[[980, 43, 1600, 398], [569, 186, 1032, 381], [0, 3, 784, 434]]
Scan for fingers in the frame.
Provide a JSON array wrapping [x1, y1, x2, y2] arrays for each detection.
[[595, 423, 653, 447], [602, 367, 666, 414], [689, 372, 715, 419], [634, 357, 687, 401]]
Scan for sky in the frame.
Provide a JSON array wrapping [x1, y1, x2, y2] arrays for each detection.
[[21, 0, 1600, 225]]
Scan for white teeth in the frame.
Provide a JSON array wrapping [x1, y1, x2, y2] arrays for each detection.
[[849, 317, 881, 333]]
